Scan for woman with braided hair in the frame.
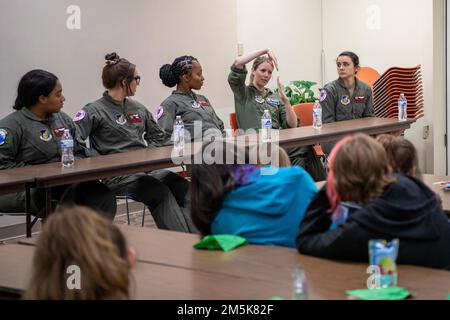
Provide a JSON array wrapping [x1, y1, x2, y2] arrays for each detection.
[[157, 55, 225, 141], [74, 52, 197, 233]]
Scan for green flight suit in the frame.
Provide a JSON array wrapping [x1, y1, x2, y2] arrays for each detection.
[[320, 77, 374, 153], [157, 91, 225, 141], [0, 108, 116, 219], [74, 92, 196, 233], [228, 65, 326, 181]]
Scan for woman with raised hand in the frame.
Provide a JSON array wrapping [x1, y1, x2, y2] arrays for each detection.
[[228, 48, 326, 181]]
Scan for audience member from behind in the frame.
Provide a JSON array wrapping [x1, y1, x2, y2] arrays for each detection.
[[190, 141, 317, 248], [376, 134, 422, 180], [25, 206, 136, 299], [297, 133, 450, 269]]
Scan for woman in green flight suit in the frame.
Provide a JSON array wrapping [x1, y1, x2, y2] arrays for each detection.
[[228, 48, 326, 181], [157, 55, 225, 141]]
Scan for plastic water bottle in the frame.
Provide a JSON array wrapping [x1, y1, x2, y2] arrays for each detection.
[[312, 100, 322, 129], [398, 94, 407, 121], [61, 129, 74, 167], [261, 109, 272, 142], [292, 266, 309, 300], [173, 116, 185, 150]]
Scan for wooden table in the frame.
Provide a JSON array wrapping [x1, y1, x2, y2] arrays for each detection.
[[0, 117, 414, 238], [16, 226, 450, 300]]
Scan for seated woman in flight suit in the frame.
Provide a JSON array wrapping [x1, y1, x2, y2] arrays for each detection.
[[0, 69, 116, 219], [157, 55, 225, 141], [74, 53, 196, 233]]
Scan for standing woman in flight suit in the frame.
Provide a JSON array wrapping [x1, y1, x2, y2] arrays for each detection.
[[74, 53, 196, 233], [157, 55, 225, 141], [0, 69, 116, 219], [228, 48, 326, 181], [319, 51, 374, 153]]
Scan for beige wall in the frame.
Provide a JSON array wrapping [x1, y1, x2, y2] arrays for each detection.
[[0, 0, 445, 173], [0, 0, 237, 124], [236, 0, 323, 95], [323, 0, 437, 174]]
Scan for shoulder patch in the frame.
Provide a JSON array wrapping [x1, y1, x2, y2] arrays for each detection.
[[319, 89, 327, 102], [73, 109, 86, 122], [156, 106, 164, 120], [0, 129, 7, 145]]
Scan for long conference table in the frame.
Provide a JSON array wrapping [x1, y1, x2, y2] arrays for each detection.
[[1, 225, 448, 300], [0, 117, 414, 237]]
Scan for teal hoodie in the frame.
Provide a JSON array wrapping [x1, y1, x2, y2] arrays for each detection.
[[211, 166, 317, 247]]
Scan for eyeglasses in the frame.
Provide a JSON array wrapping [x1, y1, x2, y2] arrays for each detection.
[[133, 76, 141, 85]]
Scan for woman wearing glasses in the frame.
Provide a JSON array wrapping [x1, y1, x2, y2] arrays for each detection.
[[157, 55, 225, 141], [74, 52, 196, 233]]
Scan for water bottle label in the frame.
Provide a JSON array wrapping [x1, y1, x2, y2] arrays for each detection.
[[313, 108, 322, 117], [261, 119, 272, 127], [61, 139, 74, 148]]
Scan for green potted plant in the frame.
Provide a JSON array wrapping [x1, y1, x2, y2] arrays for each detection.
[[273, 80, 318, 105]]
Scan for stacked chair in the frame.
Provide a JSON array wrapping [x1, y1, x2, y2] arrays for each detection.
[[369, 65, 424, 120]]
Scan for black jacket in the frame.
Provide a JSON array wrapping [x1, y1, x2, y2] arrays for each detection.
[[297, 174, 450, 270]]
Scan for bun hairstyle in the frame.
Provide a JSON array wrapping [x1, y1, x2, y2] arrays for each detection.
[[159, 55, 197, 88], [102, 52, 136, 92]]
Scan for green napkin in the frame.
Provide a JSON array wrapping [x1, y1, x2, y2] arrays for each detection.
[[194, 235, 248, 252], [346, 286, 411, 300]]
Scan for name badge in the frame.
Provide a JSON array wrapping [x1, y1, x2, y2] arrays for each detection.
[[199, 101, 210, 107], [128, 113, 142, 123], [353, 95, 367, 103], [266, 98, 280, 106], [53, 127, 66, 137]]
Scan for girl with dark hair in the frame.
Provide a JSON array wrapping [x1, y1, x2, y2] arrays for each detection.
[[25, 206, 136, 299], [0, 70, 117, 219], [228, 48, 326, 181], [297, 133, 450, 270], [157, 55, 225, 141], [74, 53, 196, 233], [319, 51, 374, 153], [190, 141, 317, 248]]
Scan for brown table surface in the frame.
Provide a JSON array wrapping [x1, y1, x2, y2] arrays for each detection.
[[0, 117, 412, 192], [16, 226, 450, 299], [0, 166, 36, 195]]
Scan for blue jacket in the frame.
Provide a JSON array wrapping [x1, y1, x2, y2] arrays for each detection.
[[211, 166, 317, 247]]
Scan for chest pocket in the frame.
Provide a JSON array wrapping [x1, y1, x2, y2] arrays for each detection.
[[100, 113, 145, 143], [352, 94, 368, 118], [21, 127, 59, 164]]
